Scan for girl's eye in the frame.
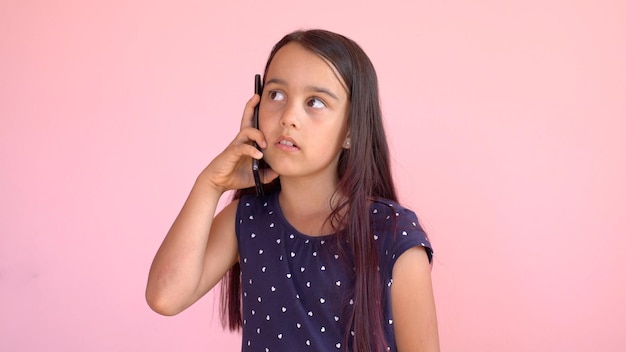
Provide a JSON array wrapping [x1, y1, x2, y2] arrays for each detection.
[[307, 97, 326, 109], [269, 91, 284, 101]]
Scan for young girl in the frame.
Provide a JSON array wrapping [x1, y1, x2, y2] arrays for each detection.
[[146, 29, 439, 352]]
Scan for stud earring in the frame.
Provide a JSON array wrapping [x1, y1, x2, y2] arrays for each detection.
[[343, 139, 351, 149]]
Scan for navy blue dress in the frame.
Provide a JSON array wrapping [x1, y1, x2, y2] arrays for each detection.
[[236, 191, 432, 351]]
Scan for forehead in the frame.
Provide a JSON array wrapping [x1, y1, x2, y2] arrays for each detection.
[[266, 43, 348, 95]]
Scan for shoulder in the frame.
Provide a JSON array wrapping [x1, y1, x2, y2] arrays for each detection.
[[235, 192, 276, 218], [370, 198, 423, 235], [370, 198, 433, 263]]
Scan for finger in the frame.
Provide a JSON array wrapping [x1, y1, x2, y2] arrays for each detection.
[[240, 94, 261, 130], [232, 126, 267, 149], [232, 142, 264, 160]]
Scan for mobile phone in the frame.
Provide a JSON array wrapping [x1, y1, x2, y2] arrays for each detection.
[[252, 74, 264, 197]]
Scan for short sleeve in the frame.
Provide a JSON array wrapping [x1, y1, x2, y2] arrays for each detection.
[[390, 208, 433, 264], [371, 201, 433, 279]]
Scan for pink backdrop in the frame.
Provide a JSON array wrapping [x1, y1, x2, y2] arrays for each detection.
[[2, 1, 625, 351]]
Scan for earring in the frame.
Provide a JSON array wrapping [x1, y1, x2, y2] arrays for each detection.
[[343, 139, 351, 149]]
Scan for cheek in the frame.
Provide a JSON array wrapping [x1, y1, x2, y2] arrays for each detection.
[[257, 108, 273, 130]]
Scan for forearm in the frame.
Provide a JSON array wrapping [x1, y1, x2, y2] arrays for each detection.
[[146, 177, 224, 315]]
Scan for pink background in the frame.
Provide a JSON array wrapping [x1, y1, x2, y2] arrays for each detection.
[[2, 1, 625, 351]]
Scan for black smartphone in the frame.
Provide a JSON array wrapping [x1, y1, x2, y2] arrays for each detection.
[[252, 74, 264, 197]]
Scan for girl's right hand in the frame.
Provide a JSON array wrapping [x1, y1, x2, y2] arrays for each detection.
[[199, 94, 278, 193]]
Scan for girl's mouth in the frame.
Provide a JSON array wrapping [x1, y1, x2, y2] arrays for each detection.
[[276, 137, 299, 151]]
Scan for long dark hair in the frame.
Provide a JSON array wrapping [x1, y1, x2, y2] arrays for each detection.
[[221, 29, 397, 352]]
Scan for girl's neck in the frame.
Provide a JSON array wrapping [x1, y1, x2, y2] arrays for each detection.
[[278, 177, 344, 236]]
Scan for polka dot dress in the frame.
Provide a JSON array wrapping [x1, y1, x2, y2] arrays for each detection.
[[236, 191, 432, 351]]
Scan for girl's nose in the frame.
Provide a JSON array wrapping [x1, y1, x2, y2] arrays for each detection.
[[279, 104, 301, 129]]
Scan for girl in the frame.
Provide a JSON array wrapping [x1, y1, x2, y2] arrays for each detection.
[[146, 29, 439, 352]]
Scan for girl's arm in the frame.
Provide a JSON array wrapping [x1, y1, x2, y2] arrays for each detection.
[[391, 246, 440, 351], [145, 179, 237, 316], [145, 95, 278, 316]]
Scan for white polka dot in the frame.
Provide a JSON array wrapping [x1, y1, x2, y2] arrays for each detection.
[[336, 281, 341, 286], [313, 251, 318, 256], [290, 251, 296, 257], [321, 265, 326, 271], [308, 311, 313, 317], [388, 319, 393, 324], [251, 309, 255, 315], [277, 333, 282, 339], [306, 281, 311, 288], [258, 249, 264, 254], [334, 254, 339, 259], [251, 233, 256, 238], [276, 239, 281, 244], [402, 231, 408, 236], [296, 322, 301, 328], [271, 286, 276, 292], [321, 326, 326, 332], [261, 266, 266, 272], [286, 273, 292, 279], [289, 234, 295, 239], [373, 208, 378, 213], [269, 223, 274, 228], [334, 316, 339, 321], [258, 297, 262, 302], [266, 314, 270, 320], [249, 215, 254, 220], [306, 340, 311, 346], [301, 267, 305, 272], [320, 240, 325, 245], [373, 234, 379, 240], [281, 306, 287, 312], [336, 343, 341, 348], [320, 298, 326, 303], [256, 327, 261, 334]]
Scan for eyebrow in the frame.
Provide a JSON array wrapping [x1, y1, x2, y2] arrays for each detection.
[[265, 78, 340, 101]]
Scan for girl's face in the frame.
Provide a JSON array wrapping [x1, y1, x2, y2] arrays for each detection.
[[259, 43, 350, 183]]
